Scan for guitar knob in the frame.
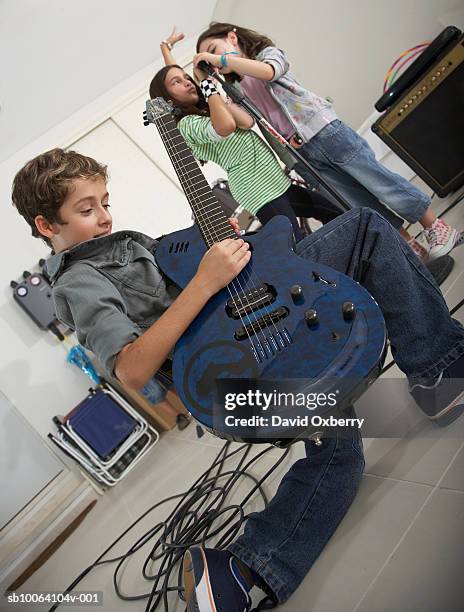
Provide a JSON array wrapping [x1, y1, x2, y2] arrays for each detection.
[[342, 301, 355, 321], [290, 284, 304, 303], [304, 309, 318, 327]]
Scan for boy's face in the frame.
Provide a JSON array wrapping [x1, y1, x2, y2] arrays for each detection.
[[35, 176, 112, 252]]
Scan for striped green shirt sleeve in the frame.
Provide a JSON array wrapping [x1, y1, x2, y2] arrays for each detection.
[[178, 115, 290, 216]]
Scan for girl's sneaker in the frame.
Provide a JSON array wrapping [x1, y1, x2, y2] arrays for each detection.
[[407, 236, 429, 261], [423, 219, 462, 260]]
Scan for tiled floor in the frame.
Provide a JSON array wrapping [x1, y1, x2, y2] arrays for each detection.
[[16, 184, 464, 611]]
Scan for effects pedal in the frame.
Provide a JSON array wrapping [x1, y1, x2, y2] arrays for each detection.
[[11, 266, 56, 330]]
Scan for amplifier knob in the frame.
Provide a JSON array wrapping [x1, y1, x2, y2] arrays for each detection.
[[304, 309, 318, 327]]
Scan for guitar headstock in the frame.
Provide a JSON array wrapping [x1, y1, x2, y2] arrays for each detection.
[[143, 97, 174, 126]]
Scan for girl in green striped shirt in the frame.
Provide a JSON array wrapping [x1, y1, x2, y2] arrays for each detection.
[[149, 28, 338, 241]]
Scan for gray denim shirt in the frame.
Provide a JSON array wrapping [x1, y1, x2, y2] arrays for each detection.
[[45, 230, 181, 378]]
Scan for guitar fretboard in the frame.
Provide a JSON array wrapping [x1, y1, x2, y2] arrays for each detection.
[[155, 114, 236, 248]]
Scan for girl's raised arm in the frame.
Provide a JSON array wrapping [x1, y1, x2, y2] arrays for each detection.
[[160, 26, 184, 66]]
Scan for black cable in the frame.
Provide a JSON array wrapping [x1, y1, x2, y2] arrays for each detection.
[[49, 440, 290, 612], [48, 322, 65, 342], [450, 297, 464, 317]]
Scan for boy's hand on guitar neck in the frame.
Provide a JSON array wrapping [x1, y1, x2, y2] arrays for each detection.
[[194, 238, 251, 297]]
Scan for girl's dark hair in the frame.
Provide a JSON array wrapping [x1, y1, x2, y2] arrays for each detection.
[[149, 65, 209, 123], [196, 22, 274, 82]]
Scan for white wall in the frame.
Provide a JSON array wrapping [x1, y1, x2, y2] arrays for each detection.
[[0, 0, 217, 161], [213, 0, 464, 129]]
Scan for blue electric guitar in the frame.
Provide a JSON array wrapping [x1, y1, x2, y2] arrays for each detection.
[[144, 98, 386, 445]]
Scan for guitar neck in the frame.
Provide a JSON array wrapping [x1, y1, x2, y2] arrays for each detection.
[[155, 113, 235, 248]]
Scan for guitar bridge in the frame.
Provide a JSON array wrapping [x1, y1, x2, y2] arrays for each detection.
[[234, 306, 289, 340]]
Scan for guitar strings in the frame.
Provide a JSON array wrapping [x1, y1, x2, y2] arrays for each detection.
[[155, 117, 266, 354], [156, 112, 291, 359], [155, 111, 294, 360], [155, 114, 270, 360], [159, 116, 292, 357]]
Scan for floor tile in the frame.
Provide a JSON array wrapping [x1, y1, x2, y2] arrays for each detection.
[[355, 488, 464, 612], [353, 370, 464, 485], [14, 489, 134, 611], [440, 442, 464, 492], [279, 475, 431, 612]]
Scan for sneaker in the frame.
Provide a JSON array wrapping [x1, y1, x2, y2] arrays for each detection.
[[183, 547, 253, 611], [407, 236, 429, 261], [409, 355, 464, 426], [423, 219, 461, 260]]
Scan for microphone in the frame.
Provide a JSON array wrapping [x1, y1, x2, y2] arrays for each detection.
[[197, 60, 245, 104], [197, 60, 215, 76]]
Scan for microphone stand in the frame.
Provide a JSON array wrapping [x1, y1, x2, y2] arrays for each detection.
[[198, 61, 351, 213]]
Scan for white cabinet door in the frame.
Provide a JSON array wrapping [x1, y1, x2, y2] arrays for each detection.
[[70, 119, 194, 236], [113, 93, 228, 191]]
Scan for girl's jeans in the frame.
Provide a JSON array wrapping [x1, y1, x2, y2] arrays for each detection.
[[295, 120, 431, 229], [227, 207, 464, 603]]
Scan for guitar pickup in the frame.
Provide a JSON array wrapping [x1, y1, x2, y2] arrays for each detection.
[[227, 283, 277, 319], [234, 306, 289, 340]]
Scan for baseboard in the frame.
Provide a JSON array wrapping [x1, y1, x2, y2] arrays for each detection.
[[0, 472, 98, 593]]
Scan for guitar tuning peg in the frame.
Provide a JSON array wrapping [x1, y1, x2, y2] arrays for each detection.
[[143, 120, 150, 126]]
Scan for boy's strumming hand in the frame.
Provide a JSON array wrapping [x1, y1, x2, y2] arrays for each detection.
[[194, 238, 251, 297]]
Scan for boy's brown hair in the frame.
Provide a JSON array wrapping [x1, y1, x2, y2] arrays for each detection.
[[12, 148, 108, 246]]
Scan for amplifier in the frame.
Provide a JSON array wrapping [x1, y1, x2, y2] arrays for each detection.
[[372, 34, 464, 197]]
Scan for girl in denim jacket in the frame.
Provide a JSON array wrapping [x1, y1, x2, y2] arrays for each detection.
[[195, 22, 463, 262]]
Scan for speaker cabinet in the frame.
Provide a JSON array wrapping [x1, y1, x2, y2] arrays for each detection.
[[372, 36, 464, 197]]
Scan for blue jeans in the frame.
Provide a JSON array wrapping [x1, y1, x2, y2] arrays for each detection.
[[295, 120, 431, 228], [227, 208, 464, 603], [140, 377, 169, 404], [256, 187, 304, 242]]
